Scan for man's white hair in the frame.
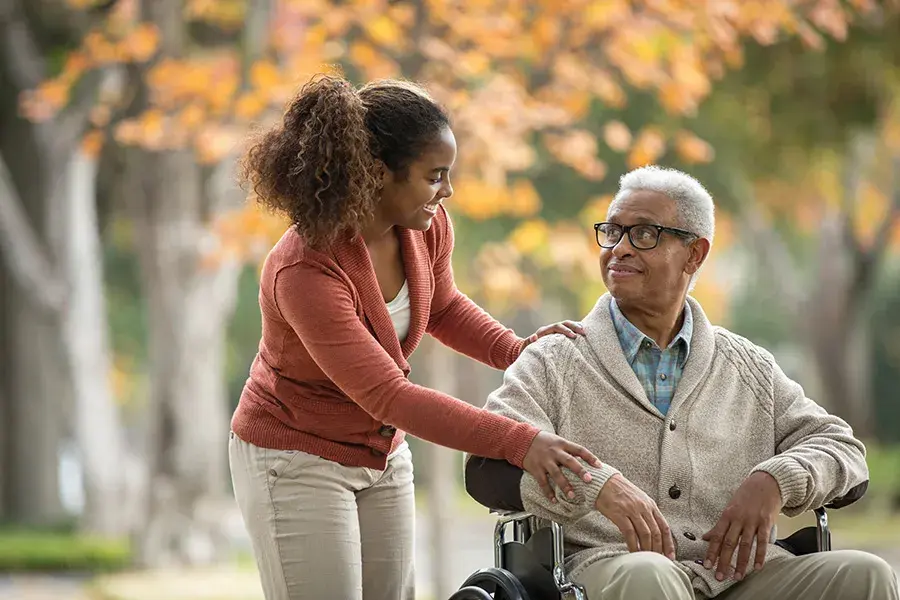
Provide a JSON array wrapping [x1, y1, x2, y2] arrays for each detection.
[[610, 165, 715, 245]]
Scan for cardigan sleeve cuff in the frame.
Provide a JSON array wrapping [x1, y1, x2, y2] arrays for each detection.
[[752, 456, 811, 512], [491, 333, 528, 369], [521, 461, 621, 521], [503, 422, 542, 468], [564, 462, 621, 508]]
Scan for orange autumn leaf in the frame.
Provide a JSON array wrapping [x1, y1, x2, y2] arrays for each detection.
[[455, 51, 490, 77], [114, 119, 142, 145], [83, 30, 121, 64], [590, 70, 627, 109], [89, 104, 112, 127], [122, 23, 160, 62], [580, 195, 614, 224], [61, 51, 89, 79], [80, 129, 105, 157], [349, 41, 380, 69], [603, 121, 632, 153], [66, 0, 106, 7], [365, 15, 404, 49], [674, 131, 715, 164], [509, 219, 551, 256], [559, 90, 592, 120], [178, 103, 206, 130], [509, 179, 543, 218], [627, 127, 667, 168], [530, 16, 561, 52], [139, 109, 166, 149], [250, 60, 281, 90], [545, 130, 607, 181], [234, 92, 267, 121]]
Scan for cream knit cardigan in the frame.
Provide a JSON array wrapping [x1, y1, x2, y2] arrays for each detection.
[[476, 294, 868, 598]]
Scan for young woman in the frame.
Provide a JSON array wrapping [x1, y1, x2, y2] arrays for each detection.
[[229, 74, 599, 600]]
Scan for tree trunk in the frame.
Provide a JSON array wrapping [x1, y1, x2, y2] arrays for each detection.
[[737, 175, 879, 438], [805, 215, 874, 436], [423, 340, 459, 600], [56, 149, 131, 535], [0, 140, 66, 527], [130, 149, 240, 566]]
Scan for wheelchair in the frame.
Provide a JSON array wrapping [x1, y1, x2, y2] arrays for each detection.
[[450, 457, 869, 600]]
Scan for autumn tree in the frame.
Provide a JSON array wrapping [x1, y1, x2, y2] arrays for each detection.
[[207, 0, 880, 316], [10, 0, 276, 562], [20, 0, 884, 571], [685, 5, 900, 436], [0, 0, 131, 535]]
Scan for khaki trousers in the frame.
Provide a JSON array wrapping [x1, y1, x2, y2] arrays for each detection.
[[574, 549, 898, 600], [229, 432, 416, 600]]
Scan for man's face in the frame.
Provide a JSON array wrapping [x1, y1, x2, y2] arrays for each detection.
[[599, 190, 706, 310]]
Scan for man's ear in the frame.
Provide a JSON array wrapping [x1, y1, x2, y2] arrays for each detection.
[[685, 237, 711, 275]]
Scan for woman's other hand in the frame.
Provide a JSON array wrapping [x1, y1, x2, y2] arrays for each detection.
[[523, 321, 585, 348], [522, 431, 602, 502]]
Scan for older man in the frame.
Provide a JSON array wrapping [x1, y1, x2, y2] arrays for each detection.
[[465, 166, 897, 599]]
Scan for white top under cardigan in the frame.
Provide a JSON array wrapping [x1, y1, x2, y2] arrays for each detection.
[[386, 280, 411, 342], [386, 280, 411, 459]]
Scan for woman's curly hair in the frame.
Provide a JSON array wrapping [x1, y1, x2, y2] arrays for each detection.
[[240, 73, 450, 247]]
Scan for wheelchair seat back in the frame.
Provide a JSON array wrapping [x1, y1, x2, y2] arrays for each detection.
[[500, 527, 560, 599]]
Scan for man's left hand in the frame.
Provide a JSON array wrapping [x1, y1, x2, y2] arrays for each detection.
[[702, 471, 783, 582], [523, 321, 585, 348]]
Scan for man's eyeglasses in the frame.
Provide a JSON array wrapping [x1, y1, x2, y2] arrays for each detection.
[[594, 222, 698, 250]]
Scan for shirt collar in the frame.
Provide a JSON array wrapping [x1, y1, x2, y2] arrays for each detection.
[[609, 298, 693, 366]]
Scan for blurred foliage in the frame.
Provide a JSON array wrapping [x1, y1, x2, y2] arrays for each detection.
[[870, 260, 900, 444], [26, 0, 882, 317], [864, 442, 900, 511], [86, 2, 900, 444], [226, 265, 266, 408], [0, 528, 131, 573]]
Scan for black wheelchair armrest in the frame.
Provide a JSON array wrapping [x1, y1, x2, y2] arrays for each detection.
[[825, 480, 868, 509], [465, 456, 526, 512]]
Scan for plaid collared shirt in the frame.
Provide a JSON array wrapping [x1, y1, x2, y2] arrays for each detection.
[[609, 299, 693, 416]]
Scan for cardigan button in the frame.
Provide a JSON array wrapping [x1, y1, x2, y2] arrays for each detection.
[[379, 425, 396, 437], [684, 531, 696, 541], [668, 485, 682, 500], [669, 421, 676, 431]]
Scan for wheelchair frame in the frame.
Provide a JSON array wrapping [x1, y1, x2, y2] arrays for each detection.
[[474, 506, 832, 600], [456, 456, 867, 600]]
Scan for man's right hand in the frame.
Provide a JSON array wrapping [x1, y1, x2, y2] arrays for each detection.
[[595, 473, 675, 559]]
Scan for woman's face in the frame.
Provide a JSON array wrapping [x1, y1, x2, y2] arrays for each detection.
[[377, 126, 457, 231]]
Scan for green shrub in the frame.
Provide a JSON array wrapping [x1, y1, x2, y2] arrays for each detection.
[[864, 442, 900, 511], [0, 528, 132, 573]]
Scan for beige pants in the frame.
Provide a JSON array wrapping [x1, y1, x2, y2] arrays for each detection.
[[228, 432, 416, 600], [575, 549, 898, 600]]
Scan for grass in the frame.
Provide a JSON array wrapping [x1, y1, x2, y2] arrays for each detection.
[[0, 527, 131, 574], [822, 511, 900, 548]]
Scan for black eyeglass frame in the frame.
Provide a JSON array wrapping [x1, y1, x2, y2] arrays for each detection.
[[593, 222, 699, 250]]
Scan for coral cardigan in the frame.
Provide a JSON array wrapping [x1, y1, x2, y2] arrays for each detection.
[[231, 206, 540, 469]]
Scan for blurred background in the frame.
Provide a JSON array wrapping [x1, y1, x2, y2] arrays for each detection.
[[1, 0, 899, 598]]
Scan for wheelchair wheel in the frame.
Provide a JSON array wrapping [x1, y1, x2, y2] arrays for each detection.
[[448, 586, 494, 600], [460, 567, 530, 600]]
